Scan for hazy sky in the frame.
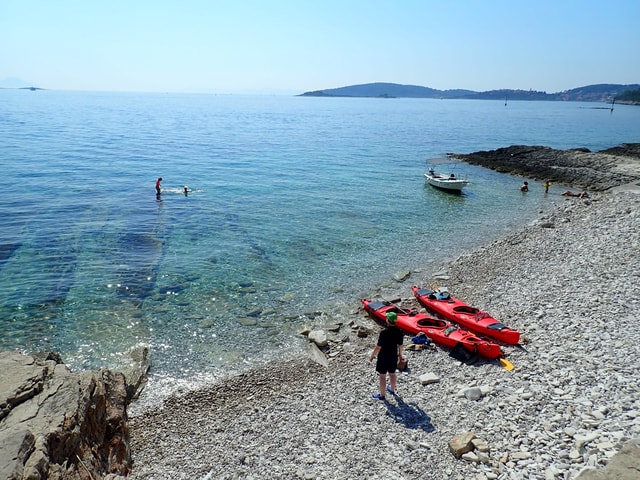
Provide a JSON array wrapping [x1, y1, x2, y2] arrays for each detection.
[[1, 0, 638, 94]]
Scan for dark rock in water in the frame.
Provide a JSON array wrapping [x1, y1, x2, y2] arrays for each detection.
[[0, 349, 148, 480], [112, 233, 163, 302], [245, 307, 262, 317], [237, 317, 258, 327], [0, 243, 20, 267], [451, 143, 640, 191]]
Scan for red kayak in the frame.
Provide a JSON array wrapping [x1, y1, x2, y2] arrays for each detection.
[[361, 298, 504, 359], [411, 286, 520, 345]]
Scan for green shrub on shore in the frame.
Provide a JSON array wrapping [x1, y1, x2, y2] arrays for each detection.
[[617, 88, 640, 104]]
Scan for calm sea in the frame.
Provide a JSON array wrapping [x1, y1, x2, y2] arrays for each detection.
[[1, 90, 638, 401]]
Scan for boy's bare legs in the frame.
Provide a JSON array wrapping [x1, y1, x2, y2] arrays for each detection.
[[389, 372, 397, 393], [378, 373, 387, 397]]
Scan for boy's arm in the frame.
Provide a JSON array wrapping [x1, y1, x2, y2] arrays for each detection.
[[369, 346, 381, 362]]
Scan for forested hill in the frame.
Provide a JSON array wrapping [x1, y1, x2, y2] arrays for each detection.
[[299, 82, 640, 103]]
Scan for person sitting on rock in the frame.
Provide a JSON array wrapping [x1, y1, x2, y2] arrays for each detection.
[[562, 190, 589, 198]]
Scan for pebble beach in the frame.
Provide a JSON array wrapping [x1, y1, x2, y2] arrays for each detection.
[[128, 157, 640, 479]]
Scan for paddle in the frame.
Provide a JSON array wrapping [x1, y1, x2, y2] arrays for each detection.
[[499, 357, 514, 371], [382, 297, 412, 315]]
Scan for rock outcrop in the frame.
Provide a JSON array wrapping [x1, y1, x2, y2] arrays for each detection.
[[0, 349, 148, 480], [451, 143, 640, 191], [574, 438, 640, 480]]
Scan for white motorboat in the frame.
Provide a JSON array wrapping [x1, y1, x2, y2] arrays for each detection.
[[424, 167, 469, 192]]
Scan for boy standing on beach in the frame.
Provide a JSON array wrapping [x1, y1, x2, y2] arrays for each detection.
[[369, 311, 404, 400]]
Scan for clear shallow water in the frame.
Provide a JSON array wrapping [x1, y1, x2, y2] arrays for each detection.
[[1, 90, 639, 399]]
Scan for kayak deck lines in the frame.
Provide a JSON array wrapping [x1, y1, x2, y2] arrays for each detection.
[[361, 298, 505, 360], [411, 286, 521, 345]]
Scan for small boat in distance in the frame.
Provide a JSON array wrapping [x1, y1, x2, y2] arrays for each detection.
[[424, 157, 469, 192]]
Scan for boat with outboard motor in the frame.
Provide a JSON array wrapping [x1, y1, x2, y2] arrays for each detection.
[[424, 169, 469, 191], [424, 157, 469, 192]]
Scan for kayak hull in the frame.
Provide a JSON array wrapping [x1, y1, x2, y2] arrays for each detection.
[[361, 299, 504, 359], [411, 286, 520, 345]]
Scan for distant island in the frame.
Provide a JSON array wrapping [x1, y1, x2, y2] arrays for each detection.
[[0, 86, 45, 91], [299, 82, 640, 104]]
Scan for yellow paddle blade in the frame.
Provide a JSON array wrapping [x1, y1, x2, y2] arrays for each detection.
[[499, 358, 514, 371]]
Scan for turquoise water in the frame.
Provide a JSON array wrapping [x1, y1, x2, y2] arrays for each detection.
[[1, 90, 639, 396]]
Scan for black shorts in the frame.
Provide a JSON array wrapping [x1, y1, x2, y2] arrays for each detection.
[[375, 358, 397, 374]]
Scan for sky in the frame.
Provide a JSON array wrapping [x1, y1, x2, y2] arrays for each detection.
[[1, 0, 638, 94]]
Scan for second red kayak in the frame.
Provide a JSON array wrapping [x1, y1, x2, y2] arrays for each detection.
[[411, 286, 520, 345], [361, 298, 504, 359]]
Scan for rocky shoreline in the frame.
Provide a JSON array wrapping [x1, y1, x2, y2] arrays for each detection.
[[2, 145, 640, 479], [126, 145, 640, 480], [450, 143, 640, 192], [0, 349, 149, 480]]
